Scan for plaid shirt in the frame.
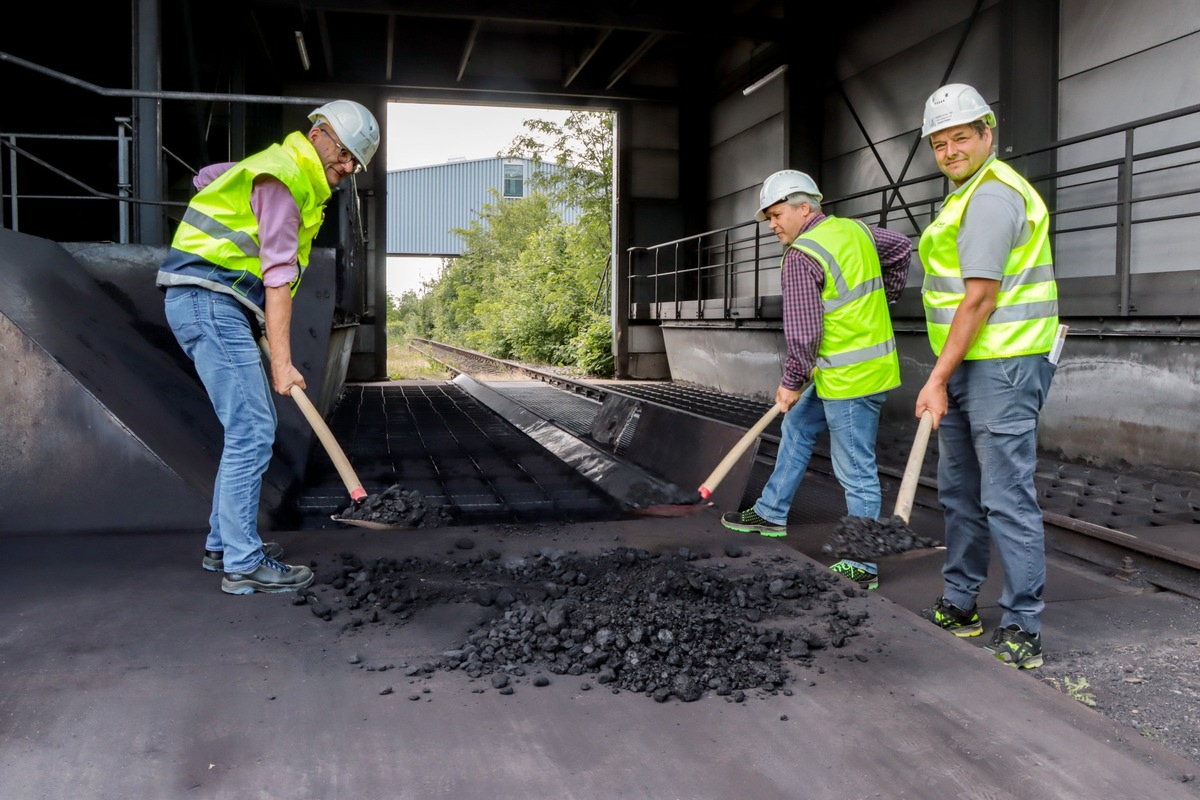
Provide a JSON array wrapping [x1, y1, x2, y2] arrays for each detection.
[[780, 213, 913, 390]]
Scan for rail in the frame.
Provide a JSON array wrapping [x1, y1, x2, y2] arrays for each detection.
[[409, 335, 1200, 592], [627, 99, 1200, 323]]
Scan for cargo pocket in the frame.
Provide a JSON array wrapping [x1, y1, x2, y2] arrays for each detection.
[[984, 416, 1038, 487]]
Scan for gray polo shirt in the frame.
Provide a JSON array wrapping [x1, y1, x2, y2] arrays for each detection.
[[956, 179, 1028, 280]]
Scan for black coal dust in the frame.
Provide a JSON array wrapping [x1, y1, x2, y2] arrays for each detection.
[[293, 543, 875, 703], [335, 485, 456, 528], [822, 514, 940, 560], [624, 480, 702, 509]]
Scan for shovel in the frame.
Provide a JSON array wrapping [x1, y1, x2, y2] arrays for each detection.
[[258, 337, 367, 505], [820, 409, 942, 560], [288, 382, 369, 506], [633, 402, 782, 517]]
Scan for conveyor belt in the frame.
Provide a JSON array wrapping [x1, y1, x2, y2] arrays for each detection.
[[293, 374, 1200, 563], [289, 381, 626, 528]]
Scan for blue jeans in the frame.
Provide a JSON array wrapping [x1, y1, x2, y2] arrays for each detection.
[[754, 386, 887, 567], [164, 286, 276, 573], [937, 354, 1056, 634]]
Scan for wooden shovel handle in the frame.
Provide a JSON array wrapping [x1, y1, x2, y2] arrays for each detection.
[[288, 384, 368, 503], [698, 402, 782, 499], [259, 337, 367, 503], [893, 410, 934, 523]]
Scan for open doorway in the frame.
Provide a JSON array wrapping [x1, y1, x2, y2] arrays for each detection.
[[384, 102, 574, 299]]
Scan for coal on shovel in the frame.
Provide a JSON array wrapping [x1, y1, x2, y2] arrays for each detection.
[[821, 410, 942, 560]]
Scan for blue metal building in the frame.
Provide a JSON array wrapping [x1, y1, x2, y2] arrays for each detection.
[[385, 157, 583, 257]]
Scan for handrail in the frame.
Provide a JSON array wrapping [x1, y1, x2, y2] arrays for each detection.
[[0, 50, 338, 243], [0, 50, 329, 107]]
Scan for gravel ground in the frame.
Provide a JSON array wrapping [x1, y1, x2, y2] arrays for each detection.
[[1036, 612, 1200, 773]]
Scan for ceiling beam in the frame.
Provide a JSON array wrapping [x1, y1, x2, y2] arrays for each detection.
[[564, 28, 611, 88], [301, 1, 782, 43], [457, 19, 482, 83], [606, 31, 662, 90]]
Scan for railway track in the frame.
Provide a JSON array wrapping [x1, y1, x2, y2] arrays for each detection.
[[407, 337, 1200, 599]]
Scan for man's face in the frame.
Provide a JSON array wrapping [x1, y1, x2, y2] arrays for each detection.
[[310, 125, 360, 188], [763, 200, 811, 247], [930, 123, 993, 187]]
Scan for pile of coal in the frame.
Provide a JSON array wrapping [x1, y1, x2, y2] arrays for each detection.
[[821, 515, 941, 560], [335, 485, 456, 528], [295, 544, 872, 703]]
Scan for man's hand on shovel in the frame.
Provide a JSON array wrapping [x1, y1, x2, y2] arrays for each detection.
[[259, 336, 367, 505]]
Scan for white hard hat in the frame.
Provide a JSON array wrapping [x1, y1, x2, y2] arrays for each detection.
[[755, 170, 822, 221], [308, 99, 381, 170], [921, 83, 996, 138]]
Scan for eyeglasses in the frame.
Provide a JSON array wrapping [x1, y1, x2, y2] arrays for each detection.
[[317, 126, 362, 173]]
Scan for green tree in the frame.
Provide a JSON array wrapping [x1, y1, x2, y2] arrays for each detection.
[[389, 109, 615, 376]]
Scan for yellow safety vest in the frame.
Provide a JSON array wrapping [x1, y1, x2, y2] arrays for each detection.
[[158, 131, 330, 315], [919, 156, 1058, 359], [790, 217, 901, 399]]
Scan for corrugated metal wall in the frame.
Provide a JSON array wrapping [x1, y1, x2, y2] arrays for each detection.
[[385, 157, 582, 256]]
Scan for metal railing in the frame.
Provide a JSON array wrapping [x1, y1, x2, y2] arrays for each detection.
[[627, 99, 1200, 323], [0, 118, 202, 243], [1, 121, 137, 241]]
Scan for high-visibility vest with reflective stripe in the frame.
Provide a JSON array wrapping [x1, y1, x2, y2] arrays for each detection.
[[919, 156, 1058, 359], [157, 131, 330, 315], [789, 216, 901, 399]]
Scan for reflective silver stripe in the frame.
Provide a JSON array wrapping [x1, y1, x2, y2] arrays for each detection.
[[925, 298, 1059, 326], [182, 207, 261, 256], [923, 262, 1054, 294], [1004, 263, 1055, 289], [796, 238, 849, 296], [824, 275, 883, 313], [817, 337, 895, 369], [986, 299, 1059, 324]]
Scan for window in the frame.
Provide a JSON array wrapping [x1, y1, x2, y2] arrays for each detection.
[[503, 161, 524, 198]]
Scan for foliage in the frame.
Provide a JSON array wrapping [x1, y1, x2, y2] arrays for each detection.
[[388, 110, 615, 376]]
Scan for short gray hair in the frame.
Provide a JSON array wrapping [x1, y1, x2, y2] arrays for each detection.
[[787, 193, 822, 214]]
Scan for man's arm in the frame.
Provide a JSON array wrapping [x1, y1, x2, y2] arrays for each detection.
[[915, 277, 999, 427], [871, 226, 914, 304], [264, 285, 306, 394], [778, 249, 823, 411], [252, 174, 305, 395], [915, 181, 1022, 427]]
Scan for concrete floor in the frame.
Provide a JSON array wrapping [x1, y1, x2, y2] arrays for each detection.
[[4, 495, 1200, 800]]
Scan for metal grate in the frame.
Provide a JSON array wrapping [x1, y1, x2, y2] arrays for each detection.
[[290, 383, 626, 529]]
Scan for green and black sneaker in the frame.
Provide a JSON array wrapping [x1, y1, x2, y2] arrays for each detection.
[[985, 624, 1044, 669], [829, 560, 879, 590], [920, 596, 983, 637], [720, 508, 787, 537]]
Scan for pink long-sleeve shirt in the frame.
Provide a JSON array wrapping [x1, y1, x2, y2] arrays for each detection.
[[193, 163, 301, 287]]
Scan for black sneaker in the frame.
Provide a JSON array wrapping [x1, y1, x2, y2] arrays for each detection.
[[720, 508, 787, 537], [985, 624, 1044, 669], [202, 542, 284, 572], [920, 596, 983, 637], [221, 555, 314, 595]]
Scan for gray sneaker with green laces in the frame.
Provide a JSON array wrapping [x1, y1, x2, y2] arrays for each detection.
[[920, 596, 983, 637], [829, 560, 879, 590], [720, 508, 787, 537], [985, 624, 1044, 669]]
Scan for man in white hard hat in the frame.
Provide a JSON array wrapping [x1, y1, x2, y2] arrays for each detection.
[[913, 83, 1060, 669], [721, 169, 913, 591], [156, 99, 381, 595]]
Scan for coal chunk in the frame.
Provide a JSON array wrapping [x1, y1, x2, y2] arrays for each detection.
[[822, 515, 940, 560]]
